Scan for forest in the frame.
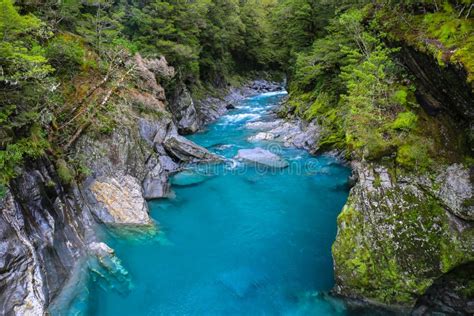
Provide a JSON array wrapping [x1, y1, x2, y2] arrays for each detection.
[[1, 0, 472, 190]]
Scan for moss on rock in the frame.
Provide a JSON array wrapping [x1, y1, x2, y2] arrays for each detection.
[[332, 163, 474, 306]]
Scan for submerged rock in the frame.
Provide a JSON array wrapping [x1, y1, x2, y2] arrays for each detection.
[[218, 267, 268, 297], [88, 175, 152, 226], [171, 170, 210, 186], [235, 148, 289, 168], [88, 242, 131, 295]]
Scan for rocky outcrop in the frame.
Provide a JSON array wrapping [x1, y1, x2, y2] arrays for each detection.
[[247, 118, 321, 153], [248, 80, 284, 93], [88, 176, 152, 226], [235, 148, 289, 168], [412, 262, 474, 315], [73, 55, 226, 226], [169, 84, 201, 134], [434, 164, 473, 221], [164, 136, 222, 163], [332, 161, 474, 307], [0, 159, 92, 315]]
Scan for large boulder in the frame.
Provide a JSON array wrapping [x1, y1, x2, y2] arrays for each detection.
[[164, 135, 222, 163], [88, 175, 152, 226], [246, 119, 321, 153], [248, 132, 276, 142], [169, 85, 200, 134], [235, 148, 289, 168], [332, 162, 474, 307]]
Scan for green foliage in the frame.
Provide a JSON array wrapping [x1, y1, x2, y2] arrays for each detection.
[[46, 34, 85, 76], [270, 0, 335, 70], [391, 111, 418, 131], [375, 1, 474, 82], [56, 158, 74, 184], [0, 124, 49, 185], [278, 1, 472, 171], [392, 88, 409, 106], [396, 141, 432, 170], [0, 0, 53, 185]]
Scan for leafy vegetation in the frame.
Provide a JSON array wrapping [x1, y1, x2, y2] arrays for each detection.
[[273, 0, 473, 171], [0, 0, 278, 187], [1, 0, 472, 186]]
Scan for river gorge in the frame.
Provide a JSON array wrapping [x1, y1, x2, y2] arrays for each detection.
[[2, 2, 473, 314], [61, 90, 363, 315]]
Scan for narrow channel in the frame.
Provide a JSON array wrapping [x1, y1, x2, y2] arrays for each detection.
[[79, 91, 351, 315]]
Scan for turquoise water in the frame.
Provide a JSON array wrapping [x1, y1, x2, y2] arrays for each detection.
[[78, 91, 356, 315]]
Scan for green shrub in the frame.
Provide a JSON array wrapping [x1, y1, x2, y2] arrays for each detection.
[[56, 159, 74, 184], [392, 88, 408, 106], [396, 142, 431, 170], [46, 34, 85, 76], [391, 111, 417, 131], [0, 184, 7, 199]]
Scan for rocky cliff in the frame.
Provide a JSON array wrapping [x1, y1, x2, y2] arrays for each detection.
[[272, 28, 474, 312], [0, 53, 269, 315], [329, 41, 474, 311], [332, 162, 473, 309]]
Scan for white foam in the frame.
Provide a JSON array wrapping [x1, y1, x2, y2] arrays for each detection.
[[220, 113, 260, 124], [251, 91, 288, 98]]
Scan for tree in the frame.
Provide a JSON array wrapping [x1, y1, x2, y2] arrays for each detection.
[[0, 0, 53, 184]]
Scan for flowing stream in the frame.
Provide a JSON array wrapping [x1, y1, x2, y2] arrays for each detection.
[[75, 91, 355, 315]]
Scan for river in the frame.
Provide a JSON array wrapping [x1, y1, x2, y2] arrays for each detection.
[[73, 90, 355, 315]]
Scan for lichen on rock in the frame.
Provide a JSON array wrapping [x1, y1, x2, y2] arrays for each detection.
[[332, 162, 474, 307]]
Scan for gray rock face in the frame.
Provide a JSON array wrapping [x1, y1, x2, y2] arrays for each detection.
[[249, 80, 284, 93], [170, 85, 201, 134], [87, 175, 152, 226], [0, 159, 92, 315], [235, 148, 289, 168], [143, 159, 171, 199], [435, 164, 473, 220], [133, 53, 172, 102], [164, 136, 223, 163], [246, 119, 321, 153], [332, 161, 474, 307]]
